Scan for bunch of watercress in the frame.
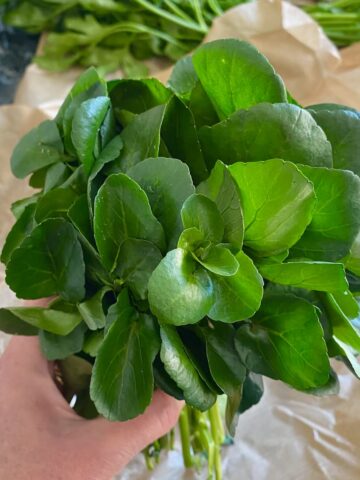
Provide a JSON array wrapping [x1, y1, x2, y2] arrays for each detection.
[[1, 0, 245, 74], [1, 38, 360, 478]]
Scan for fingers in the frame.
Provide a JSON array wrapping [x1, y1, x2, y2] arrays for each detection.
[[86, 391, 183, 460]]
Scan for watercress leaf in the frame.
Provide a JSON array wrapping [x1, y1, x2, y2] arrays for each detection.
[[196, 245, 239, 277], [115, 104, 166, 172], [189, 81, 219, 129], [127, 157, 195, 248], [90, 134, 123, 179], [235, 294, 331, 390], [177, 227, 205, 252], [0, 308, 38, 336], [148, 248, 214, 326], [333, 338, 360, 378], [203, 322, 246, 395], [44, 163, 71, 193], [110, 78, 171, 118], [71, 96, 110, 175], [291, 165, 360, 261], [153, 356, 184, 400], [78, 287, 112, 330], [1, 203, 36, 265], [259, 261, 349, 292], [197, 160, 244, 249], [90, 309, 160, 421], [6, 218, 85, 302], [57, 67, 107, 148], [83, 330, 104, 357], [345, 232, 360, 276], [162, 96, 208, 183], [114, 238, 162, 300], [67, 194, 94, 246], [2, 302, 83, 336], [167, 55, 198, 100], [192, 39, 286, 119], [309, 108, 360, 175], [320, 292, 360, 352], [208, 251, 263, 323], [94, 173, 165, 270], [11, 120, 65, 178], [200, 104, 332, 170], [306, 369, 340, 397], [29, 166, 48, 189], [11, 194, 40, 220], [35, 187, 78, 222], [229, 159, 316, 255], [160, 325, 216, 411], [181, 194, 224, 244], [104, 288, 132, 332], [61, 165, 87, 195], [39, 322, 87, 360]]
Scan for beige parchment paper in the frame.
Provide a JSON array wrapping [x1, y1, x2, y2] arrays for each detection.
[[1, 0, 360, 478]]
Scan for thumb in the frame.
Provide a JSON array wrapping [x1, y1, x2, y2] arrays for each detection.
[[80, 391, 183, 467]]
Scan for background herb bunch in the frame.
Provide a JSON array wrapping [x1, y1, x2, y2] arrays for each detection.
[[0, 0, 245, 74], [1, 38, 360, 477]]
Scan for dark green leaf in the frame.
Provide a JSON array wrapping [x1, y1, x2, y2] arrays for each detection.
[[162, 96, 208, 183], [1, 301, 83, 336], [181, 194, 224, 244], [154, 356, 184, 400], [309, 108, 360, 175], [78, 287, 112, 330], [209, 251, 263, 322], [192, 39, 286, 119], [197, 160, 244, 248], [292, 165, 360, 261], [167, 55, 198, 100], [72, 96, 110, 174], [39, 322, 87, 360], [94, 173, 165, 270], [148, 249, 214, 326], [160, 325, 216, 411], [0, 308, 38, 335], [200, 103, 332, 170], [114, 238, 162, 300], [11, 120, 65, 178], [259, 261, 348, 292], [35, 187, 78, 222], [44, 163, 71, 193], [229, 159, 316, 255], [127, 157, 195, 248], [6, 218, 85, 302], [83, 330, 104, 357], [1, 203, 36, 265], [235, 294, 330, 390], [177, 227, 205, 252], [91, 306, 160, 421], [196, 245, 239, 277]]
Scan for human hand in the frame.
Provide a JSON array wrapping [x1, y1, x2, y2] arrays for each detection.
[[0, 336, 183, 480]]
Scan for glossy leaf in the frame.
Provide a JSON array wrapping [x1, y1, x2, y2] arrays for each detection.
[[148, 249, 214, 326], [208, 251, 263, 323], [78, 287, 112, 330], [200, 103, 332, 170], [229, 159, 316, 255], [127, 157, 195, 248], [11, 120, 65, 178], [181, 194, 224, 244], [0, 308, 38, 336], [197, 160, 244, 248], [94, 173, 165, 270], [160, 325, 216, 411], [292, 165, 360, 261], [72, 96, 110, 174], [196, 245, 239, 277], [35, 187, 78, 222], [91, 306, 160, 421], [192, 39, 286, 119], [39, 322, 87, 360], [235, 295, 330, 389], [259, 261, 349, 292]]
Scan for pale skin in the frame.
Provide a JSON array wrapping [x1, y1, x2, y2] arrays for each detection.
[[0, 336, 183, 480]]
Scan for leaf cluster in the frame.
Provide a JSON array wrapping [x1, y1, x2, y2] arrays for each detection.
[[1, 39, 360, 433], [2, 0, 246, 74]]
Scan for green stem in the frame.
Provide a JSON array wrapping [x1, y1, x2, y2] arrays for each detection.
[[207, 0, 224, 16], [179, 407, 194, 468], [133, 0, 207, 32], [208, 401, 225, 446]]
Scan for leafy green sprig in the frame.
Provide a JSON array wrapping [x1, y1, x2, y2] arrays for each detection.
[[1, 0, 245, 74], [1, 39, 360, 478]]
